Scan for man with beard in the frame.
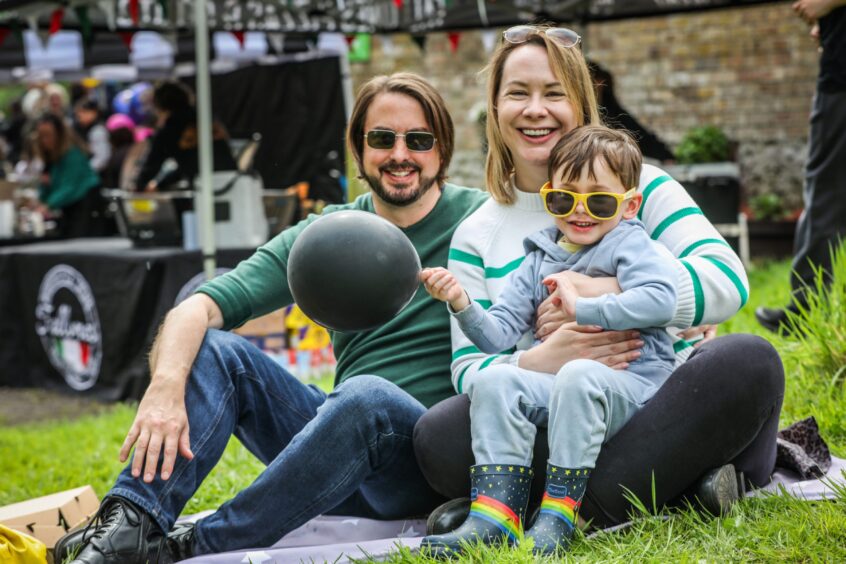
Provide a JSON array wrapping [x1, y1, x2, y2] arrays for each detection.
[[57, 73, 487, 563]]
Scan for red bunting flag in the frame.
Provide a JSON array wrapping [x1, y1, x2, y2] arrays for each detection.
[[393, 0, 403, 8], [129, 0, 140, 25], [232, 30, 245, 47], [118, 30, 135, 50], [447, 32, 460, 53], [345, 34, 355, 48], [49, 8, 64, 35], [0, 28, 9, 47]]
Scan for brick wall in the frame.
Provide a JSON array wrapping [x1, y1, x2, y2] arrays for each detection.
[[348, 2, 819, 212]]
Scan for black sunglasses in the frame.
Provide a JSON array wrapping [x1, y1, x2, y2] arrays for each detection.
[[364, 129, 437, 152]]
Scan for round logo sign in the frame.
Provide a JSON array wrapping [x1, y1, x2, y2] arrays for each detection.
[[35, 265, 102, 391]]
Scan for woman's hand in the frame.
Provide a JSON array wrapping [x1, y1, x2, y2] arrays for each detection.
[[677, 324, 718, 348], [544, 271, 621, 298], [520, 322, 644, 373]]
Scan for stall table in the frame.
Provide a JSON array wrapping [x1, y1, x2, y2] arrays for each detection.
[[0, 238, 252, 399]]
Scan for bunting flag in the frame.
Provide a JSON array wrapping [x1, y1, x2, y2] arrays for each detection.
[[267, 31, 284, 54], [100, 0, 117, 30], [118, 30, 135, 51], [379, 34, 395, 57], [0, 28, 9, 48], [232, 30, 245, 47], [74, 6, 93, 48], [345, 34, 355, 48], [447, 31, 460, 53], [411, 33, 426, 52], [129, 0, 140, 25], [393, 0, 403, 8], [157, 0, 168, 18], [49, 8, 64, 35], [29, 15, 49, 45], [11, 20, 22, 44], [481, 29, 497, 53]]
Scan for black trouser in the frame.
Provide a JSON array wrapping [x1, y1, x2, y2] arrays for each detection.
[[413, 334, 784, 529], [790, 89, 846, 306]]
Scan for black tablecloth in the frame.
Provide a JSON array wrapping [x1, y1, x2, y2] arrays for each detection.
[[0, 238, 252, 400]]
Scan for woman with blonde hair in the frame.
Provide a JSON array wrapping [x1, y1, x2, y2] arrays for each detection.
[[414, 25, 784, 553]]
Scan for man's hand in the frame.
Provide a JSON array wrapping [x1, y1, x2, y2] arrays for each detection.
[[420, 267, 469, 311], [677, 324, 718, 348], [120, 380, 194, 482], [543, 275, 577, 321], [519, 322, 644, 373], [793, 0, 842, 24]]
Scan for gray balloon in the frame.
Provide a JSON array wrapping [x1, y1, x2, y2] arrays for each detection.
[[287, 210, 422, 332]]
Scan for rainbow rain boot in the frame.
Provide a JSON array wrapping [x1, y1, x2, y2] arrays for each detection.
[[524, 463, 590, 556], [420, 464, 533, 558]]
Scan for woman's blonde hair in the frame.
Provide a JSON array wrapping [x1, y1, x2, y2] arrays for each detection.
[[483, 28, 601, 204]]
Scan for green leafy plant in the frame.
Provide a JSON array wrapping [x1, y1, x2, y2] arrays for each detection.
[[675, 126, 732, 164], [749, 193, 786, 221]]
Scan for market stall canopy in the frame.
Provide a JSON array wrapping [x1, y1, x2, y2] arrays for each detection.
[[0, 0, 784, 35]]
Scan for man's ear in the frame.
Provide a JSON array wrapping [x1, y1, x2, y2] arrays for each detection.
[[621, 193, 642, 220]]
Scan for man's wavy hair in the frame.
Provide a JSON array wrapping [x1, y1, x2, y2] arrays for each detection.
[[347, 73, 454, 186]]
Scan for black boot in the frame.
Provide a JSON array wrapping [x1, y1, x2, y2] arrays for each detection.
[[524, 463, 589, 556], [420, 464, 533, 558], [425, 497, 470, 536], [56, 496, 172, 564], [694, 463, 745, 515], [166, 522, 197, 561]]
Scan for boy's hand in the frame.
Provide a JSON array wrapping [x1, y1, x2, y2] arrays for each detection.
[[543, 275, 577, 321], [420, 267, 470, 311]]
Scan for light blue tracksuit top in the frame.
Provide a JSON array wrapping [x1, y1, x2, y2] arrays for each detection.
[[453, 219, 678, 382]]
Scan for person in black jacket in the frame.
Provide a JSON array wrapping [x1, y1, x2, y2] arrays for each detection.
[[756, 0, 846, 333], [135, 81, 236, 192], [589, 61, 675, 163]]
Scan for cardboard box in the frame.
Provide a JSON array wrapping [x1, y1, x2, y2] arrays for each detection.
[[0, 180, 16, 201], [0, 486, 99, 548]]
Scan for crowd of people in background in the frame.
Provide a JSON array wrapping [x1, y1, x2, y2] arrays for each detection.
[[0, 79, 235, 239]]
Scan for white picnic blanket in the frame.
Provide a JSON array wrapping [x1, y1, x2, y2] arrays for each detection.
[[181, 457, 846, 563]]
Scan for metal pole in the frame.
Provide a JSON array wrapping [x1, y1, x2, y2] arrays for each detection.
[[194, 0, 217, 279]]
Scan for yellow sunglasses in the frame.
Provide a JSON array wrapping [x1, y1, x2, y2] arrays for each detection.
[[540, 182, 637, 221]]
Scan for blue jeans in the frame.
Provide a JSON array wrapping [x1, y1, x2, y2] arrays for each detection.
[[110, 329, 440, 554]]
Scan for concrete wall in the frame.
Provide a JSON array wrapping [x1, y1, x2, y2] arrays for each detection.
[[348, 2, 819, 214]]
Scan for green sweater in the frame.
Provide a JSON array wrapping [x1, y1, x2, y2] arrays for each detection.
[[198, 183, 488, 407], [39, 146, 100, 210]]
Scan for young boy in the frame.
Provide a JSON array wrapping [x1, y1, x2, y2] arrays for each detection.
[[419, 125, 678, 556]]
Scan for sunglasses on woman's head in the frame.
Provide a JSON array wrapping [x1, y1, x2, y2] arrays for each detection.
[[502, 25, 581, 49], [540, 182, 637, 221], [364, 129, 437, 152]]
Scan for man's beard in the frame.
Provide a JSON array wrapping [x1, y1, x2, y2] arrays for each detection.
[[363, 161, 439, 207]]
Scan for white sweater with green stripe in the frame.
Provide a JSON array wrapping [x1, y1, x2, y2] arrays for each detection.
[[448, 164, 749, 394]]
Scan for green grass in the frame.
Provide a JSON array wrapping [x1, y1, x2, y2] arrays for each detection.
[[5, 251, 846, 562]]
